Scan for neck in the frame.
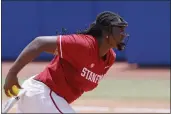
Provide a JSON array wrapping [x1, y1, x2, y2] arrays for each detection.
[[97, 39, 111, 57]]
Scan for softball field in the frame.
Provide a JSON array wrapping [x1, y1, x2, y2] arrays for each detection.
[[2, 62, 170, 113]]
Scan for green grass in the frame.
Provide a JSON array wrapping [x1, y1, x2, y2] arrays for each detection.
[[2, 78, 170, 101], [82, 79, 170, 101]]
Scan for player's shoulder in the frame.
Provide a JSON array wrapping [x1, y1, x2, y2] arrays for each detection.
[[63, 34, 96, 48], [71, 34, 96, 43]]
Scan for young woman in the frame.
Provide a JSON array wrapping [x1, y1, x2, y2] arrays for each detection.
[[4, 11, 129, 113]]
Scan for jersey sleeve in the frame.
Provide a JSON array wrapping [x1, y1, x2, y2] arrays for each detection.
[[56, 34, 88, 67]]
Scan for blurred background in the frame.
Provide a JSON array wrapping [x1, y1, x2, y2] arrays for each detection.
[[1, 1, 170, 113]]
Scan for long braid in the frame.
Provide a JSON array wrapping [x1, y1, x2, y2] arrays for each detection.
[[79, 11, 126, 38]]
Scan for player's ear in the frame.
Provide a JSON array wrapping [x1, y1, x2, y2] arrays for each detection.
[[102, 30, 109, 39]]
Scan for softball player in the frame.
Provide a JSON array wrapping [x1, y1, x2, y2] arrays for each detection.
[[3, 11, 129, 113]]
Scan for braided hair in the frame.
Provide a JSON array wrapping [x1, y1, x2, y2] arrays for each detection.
[[80, 11, 128, 38]]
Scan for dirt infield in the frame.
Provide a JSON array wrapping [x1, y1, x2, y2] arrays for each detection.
[[2, 62, 170, 113], [2, 62, 170, 80]]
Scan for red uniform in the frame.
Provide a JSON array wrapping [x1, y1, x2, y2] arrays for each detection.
[[34, 34, 116, 103]]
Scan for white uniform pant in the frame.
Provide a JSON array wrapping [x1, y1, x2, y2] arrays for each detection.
[[16, 76, 75, 113]]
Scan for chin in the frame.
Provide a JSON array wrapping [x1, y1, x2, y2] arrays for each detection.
[[117, 43, 125, 51]]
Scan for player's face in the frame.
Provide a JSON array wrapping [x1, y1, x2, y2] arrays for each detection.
[[108, 26, 128, 48]]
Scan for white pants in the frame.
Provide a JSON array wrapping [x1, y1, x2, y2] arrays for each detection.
[[16, 76, 75, 113]]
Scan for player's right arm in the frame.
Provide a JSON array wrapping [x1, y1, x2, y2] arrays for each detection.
[[4, 36, 58, 97]]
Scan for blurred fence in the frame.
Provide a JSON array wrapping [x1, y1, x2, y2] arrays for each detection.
[[2, 1, 170, 65]]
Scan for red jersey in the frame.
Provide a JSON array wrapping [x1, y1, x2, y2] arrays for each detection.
[[34, 34, 116, 103]]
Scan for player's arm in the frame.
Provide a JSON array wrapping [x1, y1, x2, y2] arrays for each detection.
[[4, 36, 58, 97], [8, 36, 58, 74]]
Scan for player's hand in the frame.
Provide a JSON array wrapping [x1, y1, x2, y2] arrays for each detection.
[[3, 72, 22, 97]]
